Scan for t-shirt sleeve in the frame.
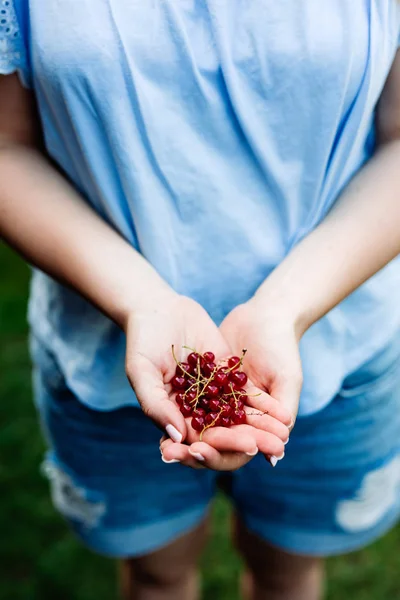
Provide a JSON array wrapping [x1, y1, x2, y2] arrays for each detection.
[[398, 4, 400, 48], [0, 0, 30, 87]]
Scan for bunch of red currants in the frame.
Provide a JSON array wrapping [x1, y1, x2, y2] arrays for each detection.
[[171, 347, 250, 437]]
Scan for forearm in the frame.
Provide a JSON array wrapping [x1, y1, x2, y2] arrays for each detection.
[[0, 145, 173, 328], [255, 140, 400, 335]]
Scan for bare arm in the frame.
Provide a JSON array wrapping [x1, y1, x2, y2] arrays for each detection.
[[254, 51, 400, 337], [219, 51, 400, 425], [0, 75, 172, 329]]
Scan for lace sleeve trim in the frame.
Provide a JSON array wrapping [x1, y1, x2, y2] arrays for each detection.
[[0, 0, 26, 75]]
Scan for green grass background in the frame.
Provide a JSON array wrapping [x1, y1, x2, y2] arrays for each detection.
[[1, 241, 400, 599]]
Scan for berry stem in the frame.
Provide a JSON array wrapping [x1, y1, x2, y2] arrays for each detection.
[[171, 345, 196, 381], [182, 345, 198, 354], [198, 369, 217, 398], [231, 385, 239, 411], [199, 407, 224, 441], [192, 356, 203, 410], [217, 348, 248, 375]]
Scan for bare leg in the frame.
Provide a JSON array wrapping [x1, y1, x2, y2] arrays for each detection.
[[119, 518, 209, 600], [234, 517, 324, 600]]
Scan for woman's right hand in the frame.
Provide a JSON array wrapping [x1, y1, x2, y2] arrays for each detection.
[[124, 291, 290, 471]]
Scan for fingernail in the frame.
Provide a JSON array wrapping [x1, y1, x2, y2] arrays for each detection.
[[269, 452, 285, 467], [246, 448, 259, 456], [284, 437, 290, 445], [161, 455, 180, 464], [189, 452, 205, 462], [166, 424, 183, 443]]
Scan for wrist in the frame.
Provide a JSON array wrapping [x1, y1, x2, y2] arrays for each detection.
[[251, 281, 311, 340], [114, 280, 178, 332]]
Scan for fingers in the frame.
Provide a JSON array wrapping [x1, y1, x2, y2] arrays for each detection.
[[245, 383, 293, 428], [202, 423, 284, 457], [186, 425, 257, 455], [269, 376, 302, 429], [127, 355, 187, 442], [160, 438, 205, 468], [189, 424, 258, 455], [160, 420, 286, 471], [251, 427, 286, 458], [192, 423, 285, 461], [189, 442, 255, 471], [244, 409, 290, 443], [160, 437, 256, 471]]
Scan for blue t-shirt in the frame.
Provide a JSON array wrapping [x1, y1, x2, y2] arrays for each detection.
[[1, 0, 400, 415]]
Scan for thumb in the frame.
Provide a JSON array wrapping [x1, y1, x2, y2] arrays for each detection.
[[126, 355, 187, 443]]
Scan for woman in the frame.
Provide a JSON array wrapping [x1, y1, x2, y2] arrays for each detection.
[[1, 1, 400, 599]]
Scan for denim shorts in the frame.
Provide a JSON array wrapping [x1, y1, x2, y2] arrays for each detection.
[[31, 336, 400, 558]]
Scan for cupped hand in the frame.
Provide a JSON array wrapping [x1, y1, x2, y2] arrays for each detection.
[[125, 292, 290, 470], [219, 298, 303, 444]]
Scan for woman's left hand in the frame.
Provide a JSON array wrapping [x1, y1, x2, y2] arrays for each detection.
[[219, 297, 303, 457]]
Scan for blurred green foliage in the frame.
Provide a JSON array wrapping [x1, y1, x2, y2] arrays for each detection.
[[1, 242, 400, 599]]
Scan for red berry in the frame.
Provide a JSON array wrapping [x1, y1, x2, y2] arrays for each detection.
[[228, 356, 241, 370], [171, 375, 188, 390], [208, 398, 221, 412], [205, 384, 220, 398], [187, 363, 198, 376], [186, 390, 197, 402], [205, 412, 219, 426], [175, 362, 190, 376], [176, 393, 185, 406], [191, 415, 205, 432], [223, 381, 242, 394], [220, 416, 231, 427], [202, 362, 216, 377], [199, 397, 211, 411], [188, 352, 201, 366], [232, 409, 247, 425], [213, 371, 228, 386], [220, 403, 233, 417], [181, 402, 193, 417], [193, 407, 206, 418], [230, 371, 248, 388], [223, 382, 232, 394], [229, 398, 245, 411], [203, 351, 215, 363], [188, 353, 205, 371]]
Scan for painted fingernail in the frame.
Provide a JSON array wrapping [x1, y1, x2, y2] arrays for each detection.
[[166, 424, 183, 443], [189, 452, 205, 462], [246, 448, 259, 456], [269, 452, 285, 467], [161, 455, 180, 464]]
